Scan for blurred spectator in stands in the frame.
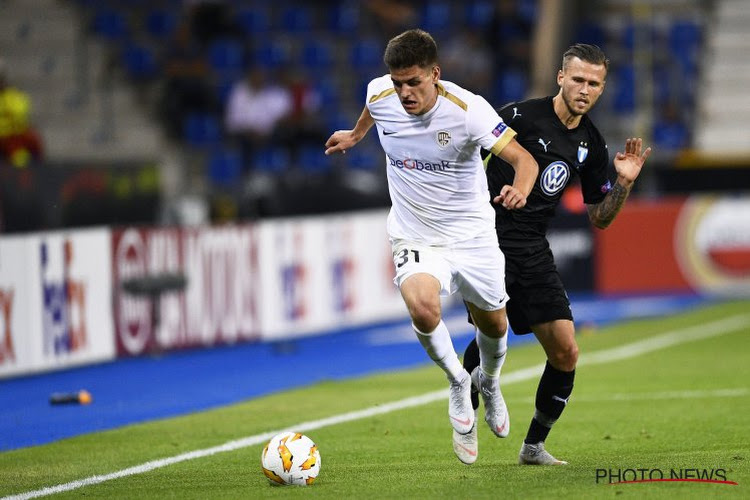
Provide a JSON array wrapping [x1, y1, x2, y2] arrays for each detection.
[[275, 69, 328, 161], [224, 67, 292, 158], [441, 29, 494, 97], [652, 101, 689, 151], [185, 0, 241, 46], [485, 0, 533, 74], [363, 0, 418, 38], [0, 59, 43, 168], [159, 22, 216, 139]]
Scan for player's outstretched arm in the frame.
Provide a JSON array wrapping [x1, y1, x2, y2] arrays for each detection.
[[587, 137, 652, 229], [493, 138, 539, 210], [324, 106, 375, 155]]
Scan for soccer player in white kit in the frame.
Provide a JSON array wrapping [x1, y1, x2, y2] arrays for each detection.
[[325, 29, 538, 443]]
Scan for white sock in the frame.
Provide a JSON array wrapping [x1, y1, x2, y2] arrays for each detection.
[[414, 320, 465, 382], [476, 327, 507, 378]]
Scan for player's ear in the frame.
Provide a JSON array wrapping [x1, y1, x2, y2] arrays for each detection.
[[432, 65, 441, 82], [556, 69, 564, 87]]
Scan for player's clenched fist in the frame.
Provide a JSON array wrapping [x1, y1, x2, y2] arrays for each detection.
[[494, 185, 527, 210]]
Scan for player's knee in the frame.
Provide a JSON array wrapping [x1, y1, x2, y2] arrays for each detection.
[[471, 309, 507, 338], [549, 343, 578, 372], [409, 302, 441, 333]]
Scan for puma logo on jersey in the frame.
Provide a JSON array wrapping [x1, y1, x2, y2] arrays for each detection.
[[538, 138, 551, 152], [512, 107, 522, 119]]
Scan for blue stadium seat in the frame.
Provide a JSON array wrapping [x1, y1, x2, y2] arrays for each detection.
[[494, 69, 527, 104], [612, 64, 635, 113], [183, 113, 222, 148], [669, 20, 701, 73], [328, 1, 360, 35], [346, 147, 379, 171], [254, 39, 291, 69], [236, 6, 271, 35], [145, 8, 178, 40], [464, 1, 494, 29], [281, 5, 314, 33], [350, 39, 382, 71], [92, 9, 129, 41], [313, 78, 338, 111], [575, 21, 606, 49], [208, 148, 243, 187], [299, 145, 333, 173], [300, 39, 335, 71], [252, 147, 290, 174], [420, 2, 451, 34], [122, 43, 157, 81], [208, 39, 246, 78]]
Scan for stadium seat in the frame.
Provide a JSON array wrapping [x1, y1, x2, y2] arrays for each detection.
[[254, 39, 292, 69], [420, 2, 452, 34], [300, 39, 335, 71], [236, 6, 271, 35], [122, 43, 158, 81], [328, 1, 360, 35], [145, 8, 178, 40], [346, 147, 379, 171], [298, 145, 333, 174], [92, 8, 129, 41], [494, 69, 527, 104], [252, 147, 290, 174], [207, 147, 243, 187], [281, 5, 314, 33], [464, 1, 494, 29], [183, 113, 222, 148], [575, 21, 606, 49], [669, 20, 702, 74], [350, 39, 382, 71], [208, 39, 246, 79], [612, 64, 635, 113]]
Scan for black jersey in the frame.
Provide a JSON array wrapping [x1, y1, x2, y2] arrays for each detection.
[[486, 97, 611, 247]]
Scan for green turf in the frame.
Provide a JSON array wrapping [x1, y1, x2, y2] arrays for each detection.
[[1, 300, 748, 499]]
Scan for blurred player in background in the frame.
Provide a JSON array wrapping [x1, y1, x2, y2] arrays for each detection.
[[454, 44, 652, 466], [325, 29, 538, 441]]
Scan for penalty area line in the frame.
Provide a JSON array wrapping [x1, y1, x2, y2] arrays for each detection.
[[4, 313, 748, 500]]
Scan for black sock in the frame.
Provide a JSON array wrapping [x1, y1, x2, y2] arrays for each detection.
[[525, 361, 575, 444], [462, 339, 480, 410]]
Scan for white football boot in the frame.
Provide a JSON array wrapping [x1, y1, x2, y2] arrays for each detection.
[[448, 370, 475, 435], [472, 368, 509, 438], [518, 442, 568, 465], [452, 410, 479, 464]]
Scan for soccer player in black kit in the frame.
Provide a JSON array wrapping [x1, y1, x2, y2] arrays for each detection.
[[452, 44, 652, 466]]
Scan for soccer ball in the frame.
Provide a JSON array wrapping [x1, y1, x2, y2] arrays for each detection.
[[261, 431, 321, 486]]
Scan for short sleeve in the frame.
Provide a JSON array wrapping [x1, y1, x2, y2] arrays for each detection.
[[580, 144, 612, 204], [467, 95, 517, 155]]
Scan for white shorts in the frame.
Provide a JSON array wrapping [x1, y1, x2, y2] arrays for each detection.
[[391, 231, 508, 311]]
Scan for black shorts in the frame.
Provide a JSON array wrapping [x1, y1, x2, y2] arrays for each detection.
[[465, 240, 573, 335]]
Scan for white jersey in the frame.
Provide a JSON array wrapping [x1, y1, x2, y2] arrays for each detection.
[[366, 75, 516, 245]]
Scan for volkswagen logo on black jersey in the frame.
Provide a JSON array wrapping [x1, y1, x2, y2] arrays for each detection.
[[540, 161, 570, 196]]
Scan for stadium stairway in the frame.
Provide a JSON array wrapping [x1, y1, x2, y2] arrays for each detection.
[[0, 0, 165, 163], [694, 0, 750, 154]]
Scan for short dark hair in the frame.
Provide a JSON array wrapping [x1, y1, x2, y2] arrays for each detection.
[[383, 29, 438, 70], [562, 43, 609, 73]]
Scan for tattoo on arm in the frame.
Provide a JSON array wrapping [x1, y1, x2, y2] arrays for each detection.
[[587, 182, 630, 229]]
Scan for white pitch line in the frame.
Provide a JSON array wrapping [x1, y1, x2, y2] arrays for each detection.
[[4, 313, 748, 500]]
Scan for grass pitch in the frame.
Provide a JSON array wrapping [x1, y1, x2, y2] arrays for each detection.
[[1, 300, 748, 499]]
